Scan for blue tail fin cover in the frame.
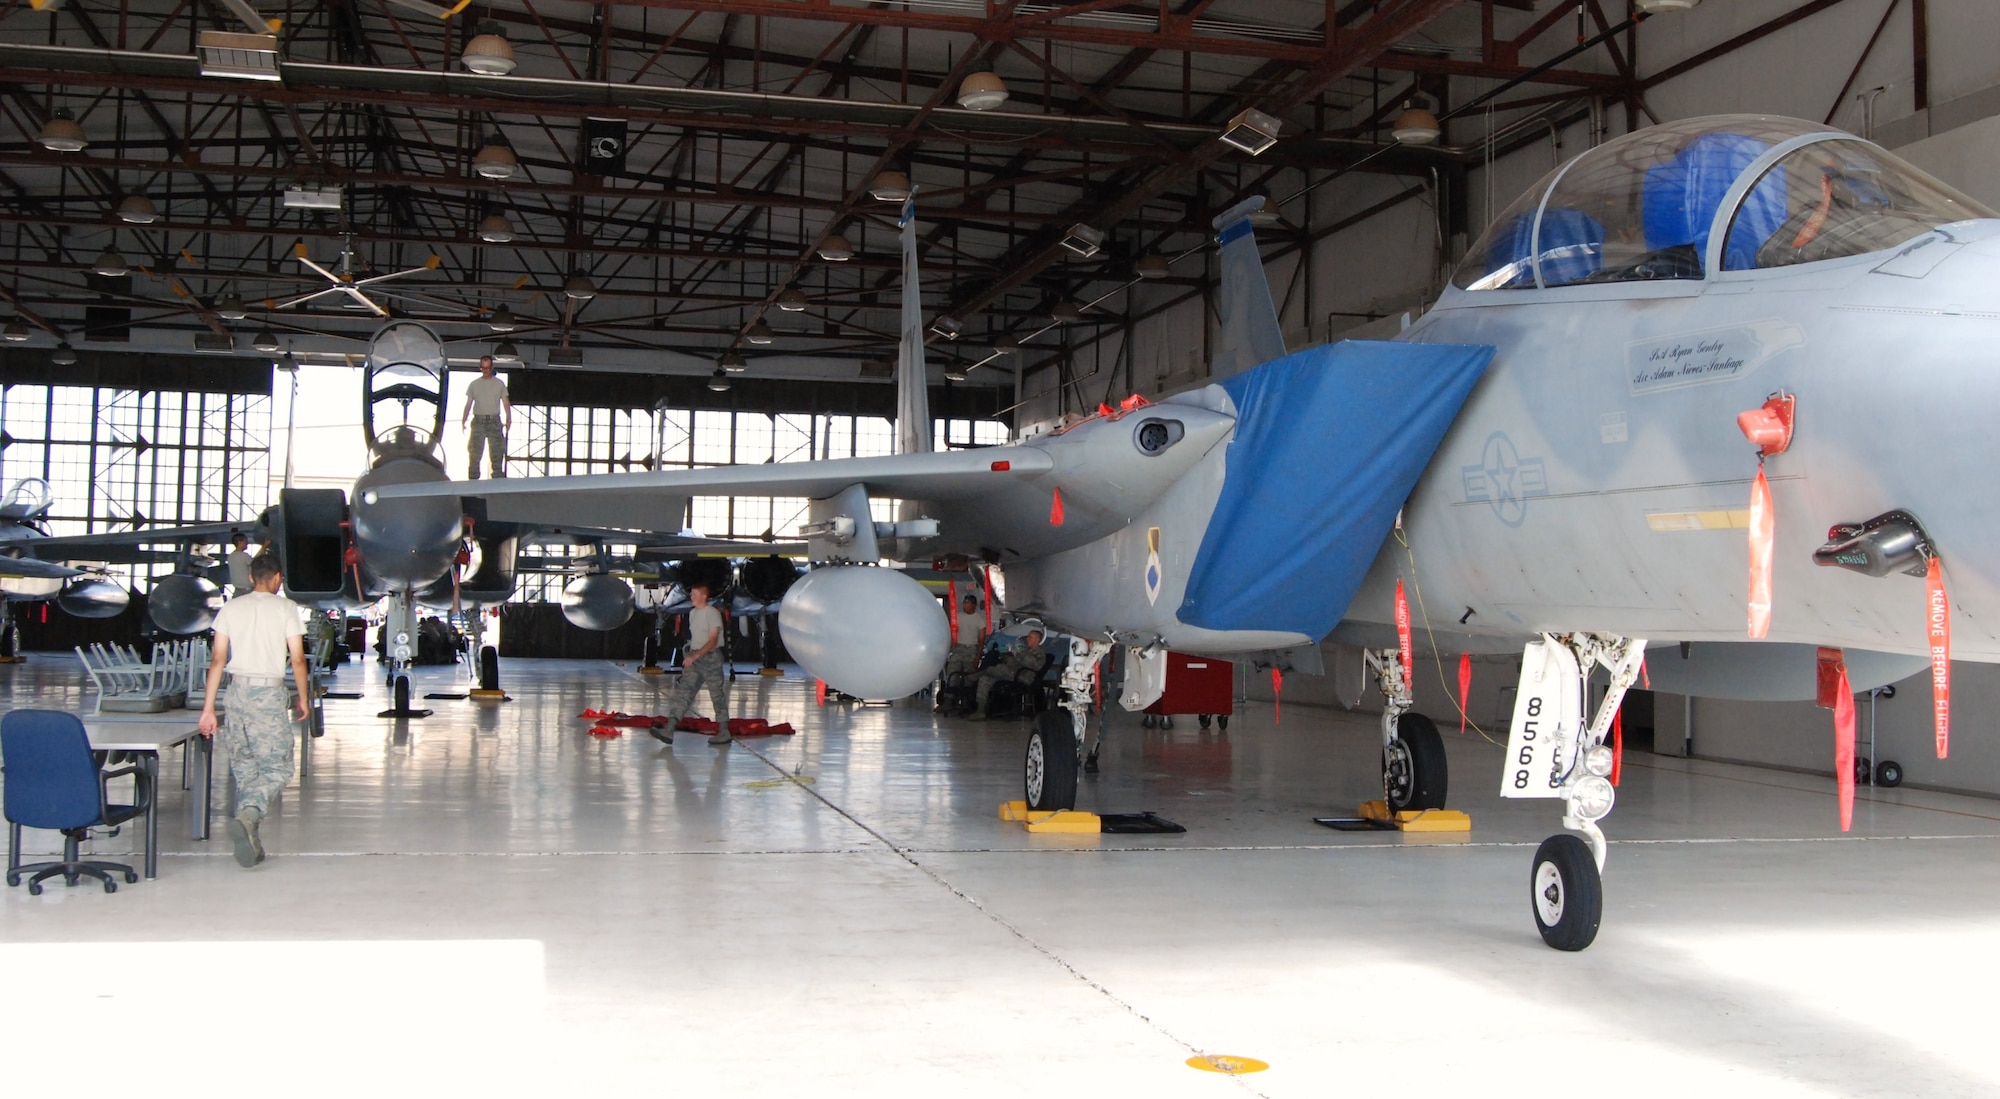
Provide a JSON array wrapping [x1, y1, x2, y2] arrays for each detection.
[[1179, 340, 1494, 638]]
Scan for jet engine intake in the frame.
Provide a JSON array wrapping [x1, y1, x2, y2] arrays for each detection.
[[779, 566, 948, 700], [149, 573, 224, 635], [561, 573, 635, 631], [57, 578, 129, 619]]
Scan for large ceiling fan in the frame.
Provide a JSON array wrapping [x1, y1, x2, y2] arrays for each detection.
[[272, 236, 441, 318]]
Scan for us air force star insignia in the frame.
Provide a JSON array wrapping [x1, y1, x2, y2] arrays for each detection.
[[1144, 526, 1162, 606], [1461, 431, 1548, 528]]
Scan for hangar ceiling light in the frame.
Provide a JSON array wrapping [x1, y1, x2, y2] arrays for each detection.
[[3, 321, 30, 342], [706, 367, 731, 392], [776, 287, 809, 312], [817, 235, 854, 262], [1635, 0, 1699, 12], [869, 171, 912, 202], [117, 195, 159, 224], [956, 72, 1009, 111], [473, 135, 519, 180], [720, 351, 748, 372], [92, 249, 130, 278], [745, 319, 775, 345], [943, 365, 967, 382], [461, 26, 517, 76], [1051, 302, 1084, 324], [1219, 108, 1281, 155], [1135, 253, 1171, 279], [487, 305, 517, 331], [197, 30, 281, 81], [216, 293, 249, 321], [37, 108, 86, 152], [251, 328, 281, 353], [1392, 104, 1442, 145], [52, 341, 77, 365], [1059, 224, 1105, 259], [564, 273, 597, 301], [477, 214, 515, 243], [491, 340, 520, 363]]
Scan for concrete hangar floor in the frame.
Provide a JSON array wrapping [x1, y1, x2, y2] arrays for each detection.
[[2, 656, 1998, 1096]]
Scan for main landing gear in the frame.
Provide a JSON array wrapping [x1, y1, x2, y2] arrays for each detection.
[[1503, 633, 1645, 952], [1364, 648, 1448, 811], [1022, 638, 1112, 811]]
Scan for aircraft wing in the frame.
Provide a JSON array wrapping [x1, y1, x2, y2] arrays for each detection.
[[12, 519, 262, 563], [0, 555, 84, 580], [12, 520, 257, 564], [372, 447, 1057, 528]]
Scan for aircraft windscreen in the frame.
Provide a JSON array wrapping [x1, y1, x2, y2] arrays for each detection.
[[1453, 116, 1866, 291], [1724, 140, 1997, 270]]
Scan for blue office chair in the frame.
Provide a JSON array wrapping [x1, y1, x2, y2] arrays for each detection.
[[3, 710, 151, 895]]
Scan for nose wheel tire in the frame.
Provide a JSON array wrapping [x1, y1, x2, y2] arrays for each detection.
[[478, 645, 500, 691], [1531, 833, 1602, 951], [1025, 711, 1079, 811], [393, 674, 410, 714], [1384, 712, 1448, 811]]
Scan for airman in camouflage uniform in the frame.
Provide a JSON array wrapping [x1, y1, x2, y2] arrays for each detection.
[[198, 552, 310, 868]]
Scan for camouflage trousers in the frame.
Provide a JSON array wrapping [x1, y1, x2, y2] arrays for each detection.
[[663, 650, 729, 729], [468, 415, 506, 479], [224, 680, 295, 819]]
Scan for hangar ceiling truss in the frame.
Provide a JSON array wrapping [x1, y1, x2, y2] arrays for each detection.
[[0, 1, 1875, 391]]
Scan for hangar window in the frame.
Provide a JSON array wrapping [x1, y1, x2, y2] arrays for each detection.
[[1722, 140, 1997, 270]]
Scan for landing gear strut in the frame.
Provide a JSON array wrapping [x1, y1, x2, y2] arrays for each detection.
[[375, 591, 432, 718], [1503, 633, 1645, 951], [1022, 637, 1111, 811], [1365, 648, 1448, 811]]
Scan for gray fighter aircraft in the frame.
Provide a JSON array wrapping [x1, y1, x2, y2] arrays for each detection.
[[373, 114, 1997, 950]]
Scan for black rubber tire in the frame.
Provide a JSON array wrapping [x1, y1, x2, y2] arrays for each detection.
[[1025, 711, 1079, 812], [4, 871, 18, 886], [1217, 715, 1229, 731], [102, 879, 117, 894], [1856, 758, 1873, 786], [28, 880, 42, 895], [122, 870, 137, 883], [1531, 833, 1602, 951], [478, 645, 500, 691], [393, 674, 410, 713], [1198, 713, 1212, 729], [1876, 760, 1904, 788], [1140, 714, 1155, 729], [1385, 712, 1449, 811]]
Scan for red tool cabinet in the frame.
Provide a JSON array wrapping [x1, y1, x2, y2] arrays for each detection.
[[1144, 652, 1234, 716]]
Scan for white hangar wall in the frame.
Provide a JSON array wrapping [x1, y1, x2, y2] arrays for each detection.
[[1104, 1, 2000, 801]]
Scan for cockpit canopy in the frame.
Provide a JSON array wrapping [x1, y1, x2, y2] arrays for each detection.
[[1451, 115, 1995, 292]]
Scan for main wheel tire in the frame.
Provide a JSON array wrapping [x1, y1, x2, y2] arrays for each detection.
[[478, 645, 500, 691], [1876, 759, 1904, 788], [1531, 833, 1602, 951], [1384, 712, 1449, 811], [1025, 711, 1079, 811], [393, 674, 411, 713]]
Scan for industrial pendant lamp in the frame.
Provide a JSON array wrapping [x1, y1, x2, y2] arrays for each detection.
[[776, 287, 808, 312], [1392, 103, 1442, 145], [2, 320, 29, 342], [117, 195, 159, 224], [745, 319, 775, 345], [719, 351, 748, 373], [37, 108, 86, 153], [869, 170, 912, 202], [487, 304, 517, 332], [817, 234, 854, 262], [956, 72, 1008, 111], [1635, 0, 1699, 12], [251, 328, 281, 353], [564, 272, 597, 300], [51, 341, 77, 365], [491, 340, 520, 363], [706, 367, 732, 392], [1134, 252, 1171, 279], [477, 213, 515, 243], [472, 134, 519, 180], [91, 248, 130, 278], [460, 25, 517, 75], [216, 293, 248, 321]]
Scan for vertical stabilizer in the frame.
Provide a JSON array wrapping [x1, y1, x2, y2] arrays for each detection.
[[1210, 196, 1287, 380], [895, 191, 932, 455]]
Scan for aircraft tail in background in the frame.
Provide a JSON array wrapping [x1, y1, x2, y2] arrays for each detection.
[[1209, 196, 1288, 381], [895, 191, 932, 456]]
